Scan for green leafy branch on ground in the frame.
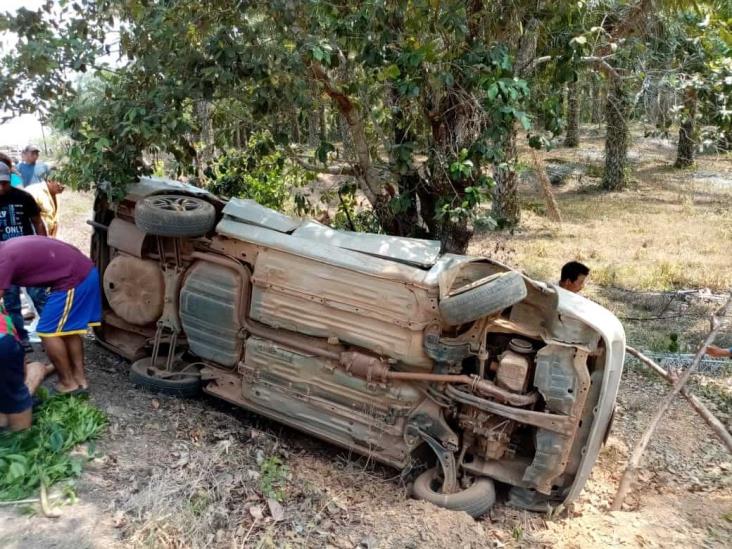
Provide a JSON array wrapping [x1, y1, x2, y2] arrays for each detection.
[[0, 393, 107, 501]]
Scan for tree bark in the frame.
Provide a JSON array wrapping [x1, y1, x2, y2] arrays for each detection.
[[492, 128, 521, 227], [602, 79, 630, 191], [591, 77, 604, 125], [319, 102, 327, 142], [196, 100, 214, 178], [308, 92, 319, 148], [310, 61, 399, 234], [290, 110, 301, 144], [674, 87, 697, 168], [564, 80, 580, 148], [530, 150, 562, 223], [612, 297, 732, 511]]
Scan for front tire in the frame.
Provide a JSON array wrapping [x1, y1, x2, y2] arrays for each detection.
[[412, 467, 496, 518]]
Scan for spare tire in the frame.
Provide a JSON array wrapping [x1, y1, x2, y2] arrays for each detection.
[[104, 255, 165, 326], [135, 194, 215, 237], [439, 271, 527, 326], [412, 467, 496, 518]]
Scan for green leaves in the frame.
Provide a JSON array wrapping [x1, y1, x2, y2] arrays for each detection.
[[0, 394, 107, 501], [208, 131, 313, 211], [315, 140, 335, 164], [380, 64, 401, 80]]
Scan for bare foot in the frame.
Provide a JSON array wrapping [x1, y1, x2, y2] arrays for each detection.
[[25, 362, 49, 390], [54, 382, 80, 394], [74, 376, 89, 390]]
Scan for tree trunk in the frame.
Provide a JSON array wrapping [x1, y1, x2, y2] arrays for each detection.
[[492, 127, 521, 227], [291, 111, 301, 144], [490, 18, 539, 228], [196, 100, 214, 178], [307, 107, 318, 147], [319, 103, 327, 142], [602, 79, 630, 191], [564, 81, 580, 148], [591, 78, 603, 125], [674, 87, 697, 168], [564, 82, 580, 147]]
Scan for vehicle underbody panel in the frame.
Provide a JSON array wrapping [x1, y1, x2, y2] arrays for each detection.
[[91, 181, 626, 515]]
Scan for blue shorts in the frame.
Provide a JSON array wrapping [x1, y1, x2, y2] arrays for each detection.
[[37, 268, 102, 337], [0, 334, 31, 414]]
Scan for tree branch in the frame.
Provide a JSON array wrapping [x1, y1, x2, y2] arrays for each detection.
[[309, 61, 385, 203], [580, 56, 621, 80], [528, 55, 552, 71], [285, 147, 357, 176], [612, 295, 732, 511], [626, 346, 732, 453]]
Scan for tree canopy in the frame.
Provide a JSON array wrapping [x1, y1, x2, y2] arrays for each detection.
[[1, 0, 730, 251]]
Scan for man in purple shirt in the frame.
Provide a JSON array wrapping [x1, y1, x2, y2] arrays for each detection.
[[0, 236, 102, 394], [0, 160, 48, 349]]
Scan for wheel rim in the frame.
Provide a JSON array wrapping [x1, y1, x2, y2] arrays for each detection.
[[147, 196, 203, 213]]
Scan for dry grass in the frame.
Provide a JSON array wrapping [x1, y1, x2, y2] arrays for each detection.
[[471, 129, 732, 292], [56, 189, 94, 254]]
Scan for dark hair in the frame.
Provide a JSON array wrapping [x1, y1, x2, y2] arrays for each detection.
[[560, 261, 590, 283], [0, 152, 12, 169]]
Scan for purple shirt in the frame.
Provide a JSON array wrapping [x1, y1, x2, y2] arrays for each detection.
[[0, 236, 94, 291]]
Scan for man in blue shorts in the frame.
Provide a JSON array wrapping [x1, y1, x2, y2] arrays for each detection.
[[0, 300, 52, 431], [0, 236, 101, 394]]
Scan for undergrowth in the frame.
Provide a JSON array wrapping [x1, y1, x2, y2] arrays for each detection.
[[259, 455, 288, 501], [0, 391, 107, 501]]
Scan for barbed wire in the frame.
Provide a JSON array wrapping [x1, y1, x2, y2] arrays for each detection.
[[626, 351, 731, 377]]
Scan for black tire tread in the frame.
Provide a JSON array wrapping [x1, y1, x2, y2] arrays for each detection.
[[134, 195, 215, 237], [412, 467, 496, 518], [439, 271, 527, 326], [129, 359, 201, 397]]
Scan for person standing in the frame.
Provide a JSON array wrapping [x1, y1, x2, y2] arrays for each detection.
[[0, 161, 48, 349], [26, 166, 64, 237], [0, 236, 101, 394], [17, 144, 49, 187]]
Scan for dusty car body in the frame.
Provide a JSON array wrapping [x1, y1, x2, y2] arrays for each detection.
[[91, 176, 625, 516]]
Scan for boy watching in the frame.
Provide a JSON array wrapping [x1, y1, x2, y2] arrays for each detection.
[[559, 261, 590, 294]]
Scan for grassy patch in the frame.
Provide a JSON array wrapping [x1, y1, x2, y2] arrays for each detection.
[[471, 130, 732, 292], [0, 392, 107, 501], [259, 455, 288, 501]]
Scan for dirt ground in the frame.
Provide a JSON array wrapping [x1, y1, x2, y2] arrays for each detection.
[[1, 130, 731, 548]]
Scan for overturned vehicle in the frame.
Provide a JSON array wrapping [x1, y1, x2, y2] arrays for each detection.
[[91, 177, 625, 516]]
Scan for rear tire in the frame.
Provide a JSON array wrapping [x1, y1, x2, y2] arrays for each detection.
[[439, 271, 527, 326], [129, 357, 201, 397], [135, 194, 215, 237], [412, 467, 496, 518]]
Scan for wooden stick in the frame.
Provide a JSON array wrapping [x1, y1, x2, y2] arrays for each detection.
[[39, 482, 60, 519], [529, 150, 562, 223], [626, 346, 732, 452], [612, 296, 732, 511]]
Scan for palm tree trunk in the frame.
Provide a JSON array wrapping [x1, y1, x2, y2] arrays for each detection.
[[674, 87, 697, 168], [591, 78, 604, 125], [564, 81, 580, 147], [602, 79, 630, 191], [492, 127, 521, 227]]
